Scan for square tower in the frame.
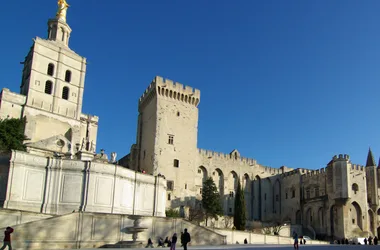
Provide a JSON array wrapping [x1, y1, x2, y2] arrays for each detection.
[[132, 76, 200, 205]]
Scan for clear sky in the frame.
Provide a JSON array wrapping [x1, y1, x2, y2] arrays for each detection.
[[1, 0, 380, 170]]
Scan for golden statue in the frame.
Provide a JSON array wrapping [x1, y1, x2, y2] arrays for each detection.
[[56, 0, 70, 22]]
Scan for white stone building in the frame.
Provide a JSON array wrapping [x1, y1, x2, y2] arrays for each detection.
[[0, 1, 166, 218]]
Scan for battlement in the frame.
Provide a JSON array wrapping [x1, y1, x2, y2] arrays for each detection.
[[138, 76, 201, 109], [302, 168, 327, 180], [332, 154, 350, 162], [351, 164, 365, 172], [155, 76, 201, 107], [198, 148, 257, 165], [281, 169, 302, 179]]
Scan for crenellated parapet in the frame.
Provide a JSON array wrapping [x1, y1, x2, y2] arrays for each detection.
[[351, 164, 365, 172], [302, 167, 327, 181], [138, 76, 201, 111], [198, 148, 257, 165], [332, 154, 351, 162]]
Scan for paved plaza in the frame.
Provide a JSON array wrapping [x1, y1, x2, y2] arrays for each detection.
[[56, 244, 379, 250]]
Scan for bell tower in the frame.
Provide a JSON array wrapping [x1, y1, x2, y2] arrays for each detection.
[[14, 0, 99, 157]]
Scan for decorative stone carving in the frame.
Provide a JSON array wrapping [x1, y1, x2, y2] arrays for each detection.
[[110, 152, 117, 163]]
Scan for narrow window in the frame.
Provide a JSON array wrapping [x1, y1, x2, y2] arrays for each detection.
[[167, 180, 174, 191], [168, 135, 174, 145], [44, 81, 53, 94], [177, 112, 180, 116], [65, 70, 72, 82], [62, 86, 69, 100], [47, 63, 54, 76], [143, 150, 146, 159], [200, 188, 202, 195], [275, 194, 279, 201], [173, 159, 179, 168], [285, 193, 288, 199], [292, 189, 296, 198], [185, 184, 187, 189], [167, 194, 171, 201]]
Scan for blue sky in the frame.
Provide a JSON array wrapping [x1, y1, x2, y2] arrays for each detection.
[[1, 0, 380, 169]]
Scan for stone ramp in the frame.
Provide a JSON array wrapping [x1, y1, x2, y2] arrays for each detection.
[[0, 211, 226, 250]]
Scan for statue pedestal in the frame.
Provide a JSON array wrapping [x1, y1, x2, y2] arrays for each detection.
[[77, 151, 95, 161]]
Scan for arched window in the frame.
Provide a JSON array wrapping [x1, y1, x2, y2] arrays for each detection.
[[352, 183, 359, 194], [62, 86, 69, 100], [65, 70, 72, 82], [47, 63, 55, 76], [44, 81, 53, 94]]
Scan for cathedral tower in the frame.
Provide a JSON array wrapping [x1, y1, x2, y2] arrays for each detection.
[[132, 76, 200, 205], [0, 0, 98, 157]]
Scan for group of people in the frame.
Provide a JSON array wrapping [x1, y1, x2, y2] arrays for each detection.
[[146, 228, 191, 250]]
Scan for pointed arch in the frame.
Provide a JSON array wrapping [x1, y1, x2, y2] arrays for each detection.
[[253, 175, 262, 220], [350, 202, 363, 230]]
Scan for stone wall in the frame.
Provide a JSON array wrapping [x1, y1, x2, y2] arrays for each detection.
[[3, 212, 226, 250], [0, 150, 166, 216], [212, 228, 328, 245]]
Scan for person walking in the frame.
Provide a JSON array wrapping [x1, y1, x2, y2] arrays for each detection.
[[0, 227, 14, 250], [170, 233, 177, 250], [292, 231, 299, 250], [182, 228, 191, 250]]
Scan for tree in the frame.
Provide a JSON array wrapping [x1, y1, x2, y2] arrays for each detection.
[[187, 200, 205, 224], [233, 179, 246, 230], [202, 177, 223, 226], [0, 118, 27, 153], [223, 216, 234, 228], [165, 208, 180, 217]]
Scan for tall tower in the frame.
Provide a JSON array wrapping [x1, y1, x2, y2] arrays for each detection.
[[133, 76, 200, 206], [0, 0, 98, 157]]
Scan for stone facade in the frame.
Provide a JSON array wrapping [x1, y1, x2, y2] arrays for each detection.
[[0, 150, 166, 216], [124, 74, 380, 240]]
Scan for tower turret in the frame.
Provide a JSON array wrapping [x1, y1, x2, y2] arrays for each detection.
[[47, 0, 72, 47], [365, 148, 378, 208]]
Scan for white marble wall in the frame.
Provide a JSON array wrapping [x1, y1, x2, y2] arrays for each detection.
[[0, 150, 166, 216]]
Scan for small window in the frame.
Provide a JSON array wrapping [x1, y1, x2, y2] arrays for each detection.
[[229, 191, 234, 198], [197, 169, 201, 174], [285, 193, 288, 199], [65, 70, 72, 82], [229, 208, 232, 213], [292, 189, 296, 198], [352, 219, 355, 224], [62, 86, 69, 100], [167, 193, 171, 201], [173, 159, 179, 168], [352, 183, 359, 194], [143, 150, 146, 159], [47, 63, 55, 76], [45, 81, 53, 94], [185, 184, 187, 189], [167, 180, 174, 191], [200, 188, 202, 194], [275, 194, 279, 201], [168, 135, 174, 145], [177, 112, 180, 116]]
